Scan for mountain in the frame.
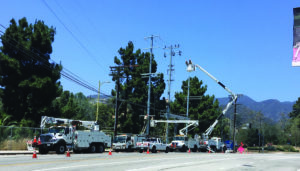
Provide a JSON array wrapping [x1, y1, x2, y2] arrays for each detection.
[[217, 96, 295, 121]]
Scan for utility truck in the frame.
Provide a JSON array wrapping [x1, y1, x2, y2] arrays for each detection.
[[151, 119, 200, 152], [136, 137, 169, 153], [185, 60, 238, 153], [32, 116, 111, 154], [112, 134, 146, 152]]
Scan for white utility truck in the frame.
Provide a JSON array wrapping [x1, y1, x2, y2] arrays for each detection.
[[112, 134, 146, 152], [136, 137, 169, 153], [32, 116, 111, 154], [186, 60, 237, 153]]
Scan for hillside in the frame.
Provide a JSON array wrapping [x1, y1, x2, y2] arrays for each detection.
[[217, 96, 295, 121]]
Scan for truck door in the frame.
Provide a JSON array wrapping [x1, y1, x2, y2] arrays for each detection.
[[64, 127, 73, 144]]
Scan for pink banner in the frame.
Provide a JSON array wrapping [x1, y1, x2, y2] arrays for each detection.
[[293, 46, 300, 66]]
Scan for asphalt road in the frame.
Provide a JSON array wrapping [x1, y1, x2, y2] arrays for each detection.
[[0, 152, 300, 171]]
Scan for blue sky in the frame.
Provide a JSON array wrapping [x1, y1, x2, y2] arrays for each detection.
[[1, 0, 299, 102]]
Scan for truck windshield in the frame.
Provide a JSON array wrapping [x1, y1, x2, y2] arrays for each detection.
[[173, 137, 185, 141], [145, 138, 156, 142], [114, 136, 126, 143], [49, 127, 65, 134]]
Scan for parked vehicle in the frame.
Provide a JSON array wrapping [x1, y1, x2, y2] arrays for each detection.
[[31, 116, 111, 154], [136, 137, 169, 153], [112, 134, 146, 152]]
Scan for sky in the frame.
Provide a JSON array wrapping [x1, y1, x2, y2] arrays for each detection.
[[0, 0, 299, 102]]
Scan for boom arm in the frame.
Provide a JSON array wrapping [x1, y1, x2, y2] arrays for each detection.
[[151, 120, 198, 135], [40, 116, 98, 130], [185, 60, 237, 137]]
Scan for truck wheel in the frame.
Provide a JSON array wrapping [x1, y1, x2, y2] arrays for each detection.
[[192, 145, 197, 152], [97, 144, 104, 153], [181, 145, 187, 152], [165, 147, 169, 153], [139, 149, 143, 153], [89, 144, 96, 153], [38, 146, 48, 154], [127, 145, 132, 152], [56, 144, 66, 154], [152, 146, 157, 153]]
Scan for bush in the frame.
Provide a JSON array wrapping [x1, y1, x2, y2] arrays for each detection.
[[282, 145, 298, 152], [266, 146, 276, 151], [276, 146, 284, 151]]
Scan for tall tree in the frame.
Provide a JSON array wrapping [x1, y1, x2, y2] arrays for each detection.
[[290, 97, 300, 119], [0, 18, 62, 126], [111, 41, 166, 134], [171, 76, 221, 136]]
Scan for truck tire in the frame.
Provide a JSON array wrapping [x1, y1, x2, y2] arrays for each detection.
[[38, 146, 48, 154], [139, 149, 143, 153], [97, 144, 104, 153], [165, 147, 169, 153], [56, 144, 66, 154], [127, 145, 132, 152], [89, 144, 96, 153], [222, 146, 227, 153], [181, 145, 187, 152], [151, 146, 157, 153], [192, 145, 197, 152]]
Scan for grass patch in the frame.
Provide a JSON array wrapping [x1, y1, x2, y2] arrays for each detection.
[[0, 138, 29, 150]]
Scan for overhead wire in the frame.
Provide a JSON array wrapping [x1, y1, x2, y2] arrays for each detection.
[[0, 27, 163, 113], [41, 0, 105, 70]]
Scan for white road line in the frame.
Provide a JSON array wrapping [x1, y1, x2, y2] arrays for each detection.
[[33, 155, 248, 171], [126, 157, 249, 171]]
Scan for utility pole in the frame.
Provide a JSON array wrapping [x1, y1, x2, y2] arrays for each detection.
[[144, 35, 159, 135], [163, 44, 181, 142], [110, 65, 138, 137], [232, 94, 242, 152], [110, 66, 122, 138], [96, 81, 110, 122], [186, 76, 190, 135]]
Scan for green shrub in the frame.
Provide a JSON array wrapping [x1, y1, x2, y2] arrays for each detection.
[[266, 146, 276, 151], [276, 146, 284, 151]]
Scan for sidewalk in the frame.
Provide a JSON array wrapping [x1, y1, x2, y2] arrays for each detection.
[[0, 150, 34, 155]]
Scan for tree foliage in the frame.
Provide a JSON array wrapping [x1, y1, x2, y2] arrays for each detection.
[[171, 76, 221, 136], [111, 41, 166, 134], [0, 18, 62, 126], [49, 91, 95, 121], [290, 97, 300, 119]]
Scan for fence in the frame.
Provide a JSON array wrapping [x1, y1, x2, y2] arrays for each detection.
[[0, 126, 48, 150]]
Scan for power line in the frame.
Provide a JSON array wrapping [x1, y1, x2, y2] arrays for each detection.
[[0, 27, 164, 114], [42, 0, 104, 70]]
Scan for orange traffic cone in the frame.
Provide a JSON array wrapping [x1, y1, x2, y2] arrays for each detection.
[[147, 148, 150, 154], [32, 148, 37, 159], [38, 137, 41, 145], [66, 149, 70, 157], [33, 136, 37, 144], [108, 149, 112, 155], [188, 148, 191, 153], [208, 147, 211, 153]]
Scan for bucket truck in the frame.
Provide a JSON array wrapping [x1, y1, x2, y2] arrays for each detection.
[[150, 119, 200, 152], [31, 116, 111, 154], [186, 59, 238, 152]]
